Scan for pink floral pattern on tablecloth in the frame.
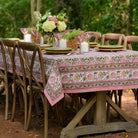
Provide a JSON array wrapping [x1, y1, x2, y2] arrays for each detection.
[[0, 48, 138, 106]]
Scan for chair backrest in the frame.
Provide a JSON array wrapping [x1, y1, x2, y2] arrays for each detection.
[[17, 42, 46, 91], [0, 39, 17, 78], [102, 33, 125, 45], [124, 36, 138, 50], [86, 31, 101, 42]]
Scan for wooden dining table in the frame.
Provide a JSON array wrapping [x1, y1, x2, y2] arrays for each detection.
[[0, 46, 138, 137]]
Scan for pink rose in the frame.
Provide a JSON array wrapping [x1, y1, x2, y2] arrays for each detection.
[[75, 62, 80, 65], [111, 72, 116, 79], [74, 74, 81, 81], [121, 71, 127, 77], [119, 59, 125, 63], [80, 62, 84, 65], [134, 58, 138, 62], [64, 62, 69, 66], [49, 76, 56, 83], [95, 61, 99, 64], [105, 60, 110, 64], [98, 72, 103, 79], [62, 75, 69, 82], [58, 63, 63, 66], [133, 71, 138, 77], [90, 61, 94, 65], [48, 17, 58, 24], [87, 73, 93, 80]]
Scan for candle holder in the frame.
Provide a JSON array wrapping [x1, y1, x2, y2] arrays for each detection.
[[75, 32, 93, 53], [59, 39, 67, 49], [80, 41, 89, 53]]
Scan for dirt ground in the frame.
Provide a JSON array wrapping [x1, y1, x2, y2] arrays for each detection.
[[0, 90, 138, 138]]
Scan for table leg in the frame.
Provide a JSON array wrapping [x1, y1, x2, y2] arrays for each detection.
[[94, 92, 106, 125], [60, 91, 138, 138]]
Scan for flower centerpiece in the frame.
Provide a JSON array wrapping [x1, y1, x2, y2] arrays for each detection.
[[63, 29, 84, 51], [33, 11, 67, 44]]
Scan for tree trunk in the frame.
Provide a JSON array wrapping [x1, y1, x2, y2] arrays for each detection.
[[31, 0, 35, 26], [37, 0, 41, 12], [126, 0, 130, 35]]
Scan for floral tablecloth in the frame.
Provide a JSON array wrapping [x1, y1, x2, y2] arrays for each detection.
[[0, 48, 138, 106]]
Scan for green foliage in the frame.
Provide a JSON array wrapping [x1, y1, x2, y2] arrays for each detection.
[[0, 0, 31, 38], [0, 0, 137, 39], [130, 0, 138, 35], [64, 29, 83, 39], [81, 0, 130, 34]]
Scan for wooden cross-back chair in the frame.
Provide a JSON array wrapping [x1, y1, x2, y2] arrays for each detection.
[[0, 39, 17, 120], [124, 35, 138, 50], [17, 41, 48, 138], [102, 33, 125, 45], [85, 31, 101, 42], [9, 41, 29, 130], [124, 35, 138, 108]]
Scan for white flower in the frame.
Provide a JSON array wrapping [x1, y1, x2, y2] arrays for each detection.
[[42, 15, 47, 20], [57, 21, 67, 32], [42, 20, 56, 32], [34, 11, 42, 22]]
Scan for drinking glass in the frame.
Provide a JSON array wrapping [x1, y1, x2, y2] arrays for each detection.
[[53, 32, 63, 47], [31, 29, 41, 44], [20, 28, 29, 40], [84, 32, 93, 41]]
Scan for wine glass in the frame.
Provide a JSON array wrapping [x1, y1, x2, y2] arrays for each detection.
[[75, 34, 83, 43], [20, 28, 29, 40], [31, 29, 41, 44], [53, 32, 63, 47], [83, 32, 93, 42]]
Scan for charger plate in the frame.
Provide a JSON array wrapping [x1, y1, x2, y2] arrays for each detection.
[[7, 38, 20, 41], [89, 42, 99, 45], [89, 43, 100, 48], [95, 47, 126, 52], [44, 47, 72, 54], [78, 42, 100, 48], [98, 45, 124, 49], [40, 44, 53, 47], [40, 44, 54, 50]]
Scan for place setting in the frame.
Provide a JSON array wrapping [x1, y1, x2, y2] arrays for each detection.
[[89, 42, 100, 47], [95, 44, 126, 52], [43, 47, 72, 54]]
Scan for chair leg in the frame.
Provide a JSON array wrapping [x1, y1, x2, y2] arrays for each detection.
[[118, 90, 122, 108], [8, 84, 13, 108], [22, 88, 28, 130], [133, 89, 138, 109], [113, 90, 118, 105], [43, 95, 48, 138], [136, 89, 138, 110], [11, 86, 17, 122], [5, 81, 9, 120], [26, 92, 33, 130]]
